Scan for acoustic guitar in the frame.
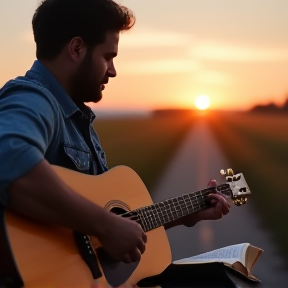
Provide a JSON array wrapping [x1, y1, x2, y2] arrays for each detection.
[[3, 166, 251, 288]]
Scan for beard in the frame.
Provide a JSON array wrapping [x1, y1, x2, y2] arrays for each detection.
[[70, 50, 103, 106]]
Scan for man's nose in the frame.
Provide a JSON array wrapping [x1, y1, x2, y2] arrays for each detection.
[[108, 61, 117, 78]]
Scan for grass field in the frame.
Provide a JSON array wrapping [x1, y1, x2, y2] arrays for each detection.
[[93, 112, 194, 191], [207, 111, 288, 260]]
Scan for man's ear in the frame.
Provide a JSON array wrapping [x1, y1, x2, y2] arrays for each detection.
[[68, 37, 87, 62]]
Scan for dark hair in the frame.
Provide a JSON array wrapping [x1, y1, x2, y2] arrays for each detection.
[[32, 0, 135, 60]]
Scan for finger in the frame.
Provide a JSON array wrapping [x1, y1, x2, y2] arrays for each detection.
[[212, 199, 230, 218], [122, 254, 132, 264], [210, 203, 223, 220], [209, 193, 230, 207], [207, 179, 217, 187], [222, 202, 230, 215], [205, 194, 220, 206], [129, 249, 141, 262], [219, 195, 230, 209], [142, 232, 148, 243], [137, 240, 146, 254], [209, 199, 217, 205], [215, 202, 222, 214]]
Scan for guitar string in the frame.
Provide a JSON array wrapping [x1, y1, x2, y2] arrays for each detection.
[[136, 187, 232, 232], [139, 192, 208, 231], [136, 186, 232, 230], [138, 196, 204, 232], [120, 184, 230, 219], [119, 185, 231, 230], [144, 186, 216, 220]]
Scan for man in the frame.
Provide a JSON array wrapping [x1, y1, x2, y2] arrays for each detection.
[[0, 0, 229, 269]]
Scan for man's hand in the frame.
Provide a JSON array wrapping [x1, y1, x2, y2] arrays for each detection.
[[164, 180, 230, 229], [98, 213, 147, 263], [181, 179, 230, 227]]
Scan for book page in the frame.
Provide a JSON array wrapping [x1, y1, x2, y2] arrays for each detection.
[[245, 245, 263, 272], [173, 243, 249, 266]]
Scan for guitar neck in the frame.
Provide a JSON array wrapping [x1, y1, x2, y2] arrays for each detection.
[[134, 183, 231, 232]]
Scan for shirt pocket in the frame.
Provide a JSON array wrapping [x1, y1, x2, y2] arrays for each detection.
[[63, 144, 90, 173]]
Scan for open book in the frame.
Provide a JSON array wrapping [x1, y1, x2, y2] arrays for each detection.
[[172, 243, 263, 282]]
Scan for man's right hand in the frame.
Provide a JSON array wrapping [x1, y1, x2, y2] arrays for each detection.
[[98, 213, 147, 263]]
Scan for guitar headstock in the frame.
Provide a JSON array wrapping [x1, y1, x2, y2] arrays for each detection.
[[219, 168, 251, 206]]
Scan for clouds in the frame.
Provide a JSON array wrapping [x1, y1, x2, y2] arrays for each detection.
[[119, 59, 200, 74], [192, 41, 288, 62], [118, 27, 288, 82], [120, 28, 193, 48], [193, 71, 233, 86]]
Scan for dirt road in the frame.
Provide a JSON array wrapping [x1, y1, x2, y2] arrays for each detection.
[[151, 119, 288, 288]]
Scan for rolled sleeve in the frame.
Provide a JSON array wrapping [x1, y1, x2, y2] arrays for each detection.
[[0, 87, 55, 205]]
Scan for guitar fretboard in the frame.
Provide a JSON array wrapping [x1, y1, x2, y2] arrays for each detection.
[[134, 184, 231, 232]]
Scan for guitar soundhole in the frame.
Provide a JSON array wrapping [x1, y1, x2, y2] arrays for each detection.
[[110, 207, 128, 216], [110, 207, 139, 221]]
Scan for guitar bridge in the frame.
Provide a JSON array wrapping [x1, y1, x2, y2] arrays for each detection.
[[73, 232, 102, 279]]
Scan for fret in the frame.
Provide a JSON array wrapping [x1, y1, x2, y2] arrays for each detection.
[[193, 189, 207, 209], [137, 207, 149, 232], [193, 191, 200, 209], [149, 206, 158, 230], [162, 201, 169, 223], [200, 189, 205, 207], [162, 200, 170, 222], [182, 194, 191, 215], [167, 199, 176, 221], [162, 200, 171, 223], [143, 208, 151, 231], [141, 207, 150, 231], [178, 196, 186, 216], [154, 203, 161, 221], [188, 193, 195, 213], [151, 204, 162, 227], [174, 197, 182, 218], [143, 207, 152, 230], [148, 205, 158, 229], [171, 198, 177, 218], [177, 196, 185, 217], [155, 202, 167, 226]]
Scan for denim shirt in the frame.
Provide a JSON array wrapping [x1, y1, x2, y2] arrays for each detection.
[[0, 60, 108, 205]]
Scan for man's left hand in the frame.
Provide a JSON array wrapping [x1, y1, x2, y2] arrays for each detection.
[[180, 179, 230, 227]]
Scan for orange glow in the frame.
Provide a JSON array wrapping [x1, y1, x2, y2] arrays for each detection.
[[194, 95, 211, 110]]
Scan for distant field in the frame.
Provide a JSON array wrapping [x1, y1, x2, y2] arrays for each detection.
[[93, 113, 194, 191], [207, 112, 288, 259]]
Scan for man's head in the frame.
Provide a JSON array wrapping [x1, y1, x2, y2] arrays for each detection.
[[32, 0, 135, 105]]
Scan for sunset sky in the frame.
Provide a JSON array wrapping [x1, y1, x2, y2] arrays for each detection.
[[0, 0, 287, 112]]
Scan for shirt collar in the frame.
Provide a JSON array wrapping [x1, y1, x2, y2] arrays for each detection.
[[26, 60, 95, 120]]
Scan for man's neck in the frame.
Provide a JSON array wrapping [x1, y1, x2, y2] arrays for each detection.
[[40, 59, 72, 97]]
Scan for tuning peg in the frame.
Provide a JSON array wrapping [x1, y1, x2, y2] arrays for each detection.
[[220, 168, 234, 176], [233, 197, 248, 206]]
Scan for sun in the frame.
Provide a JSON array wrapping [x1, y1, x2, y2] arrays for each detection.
[[194, 95, 211, 110]]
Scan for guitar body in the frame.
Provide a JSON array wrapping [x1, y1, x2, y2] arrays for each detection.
[[5, 165, 172, 287]]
